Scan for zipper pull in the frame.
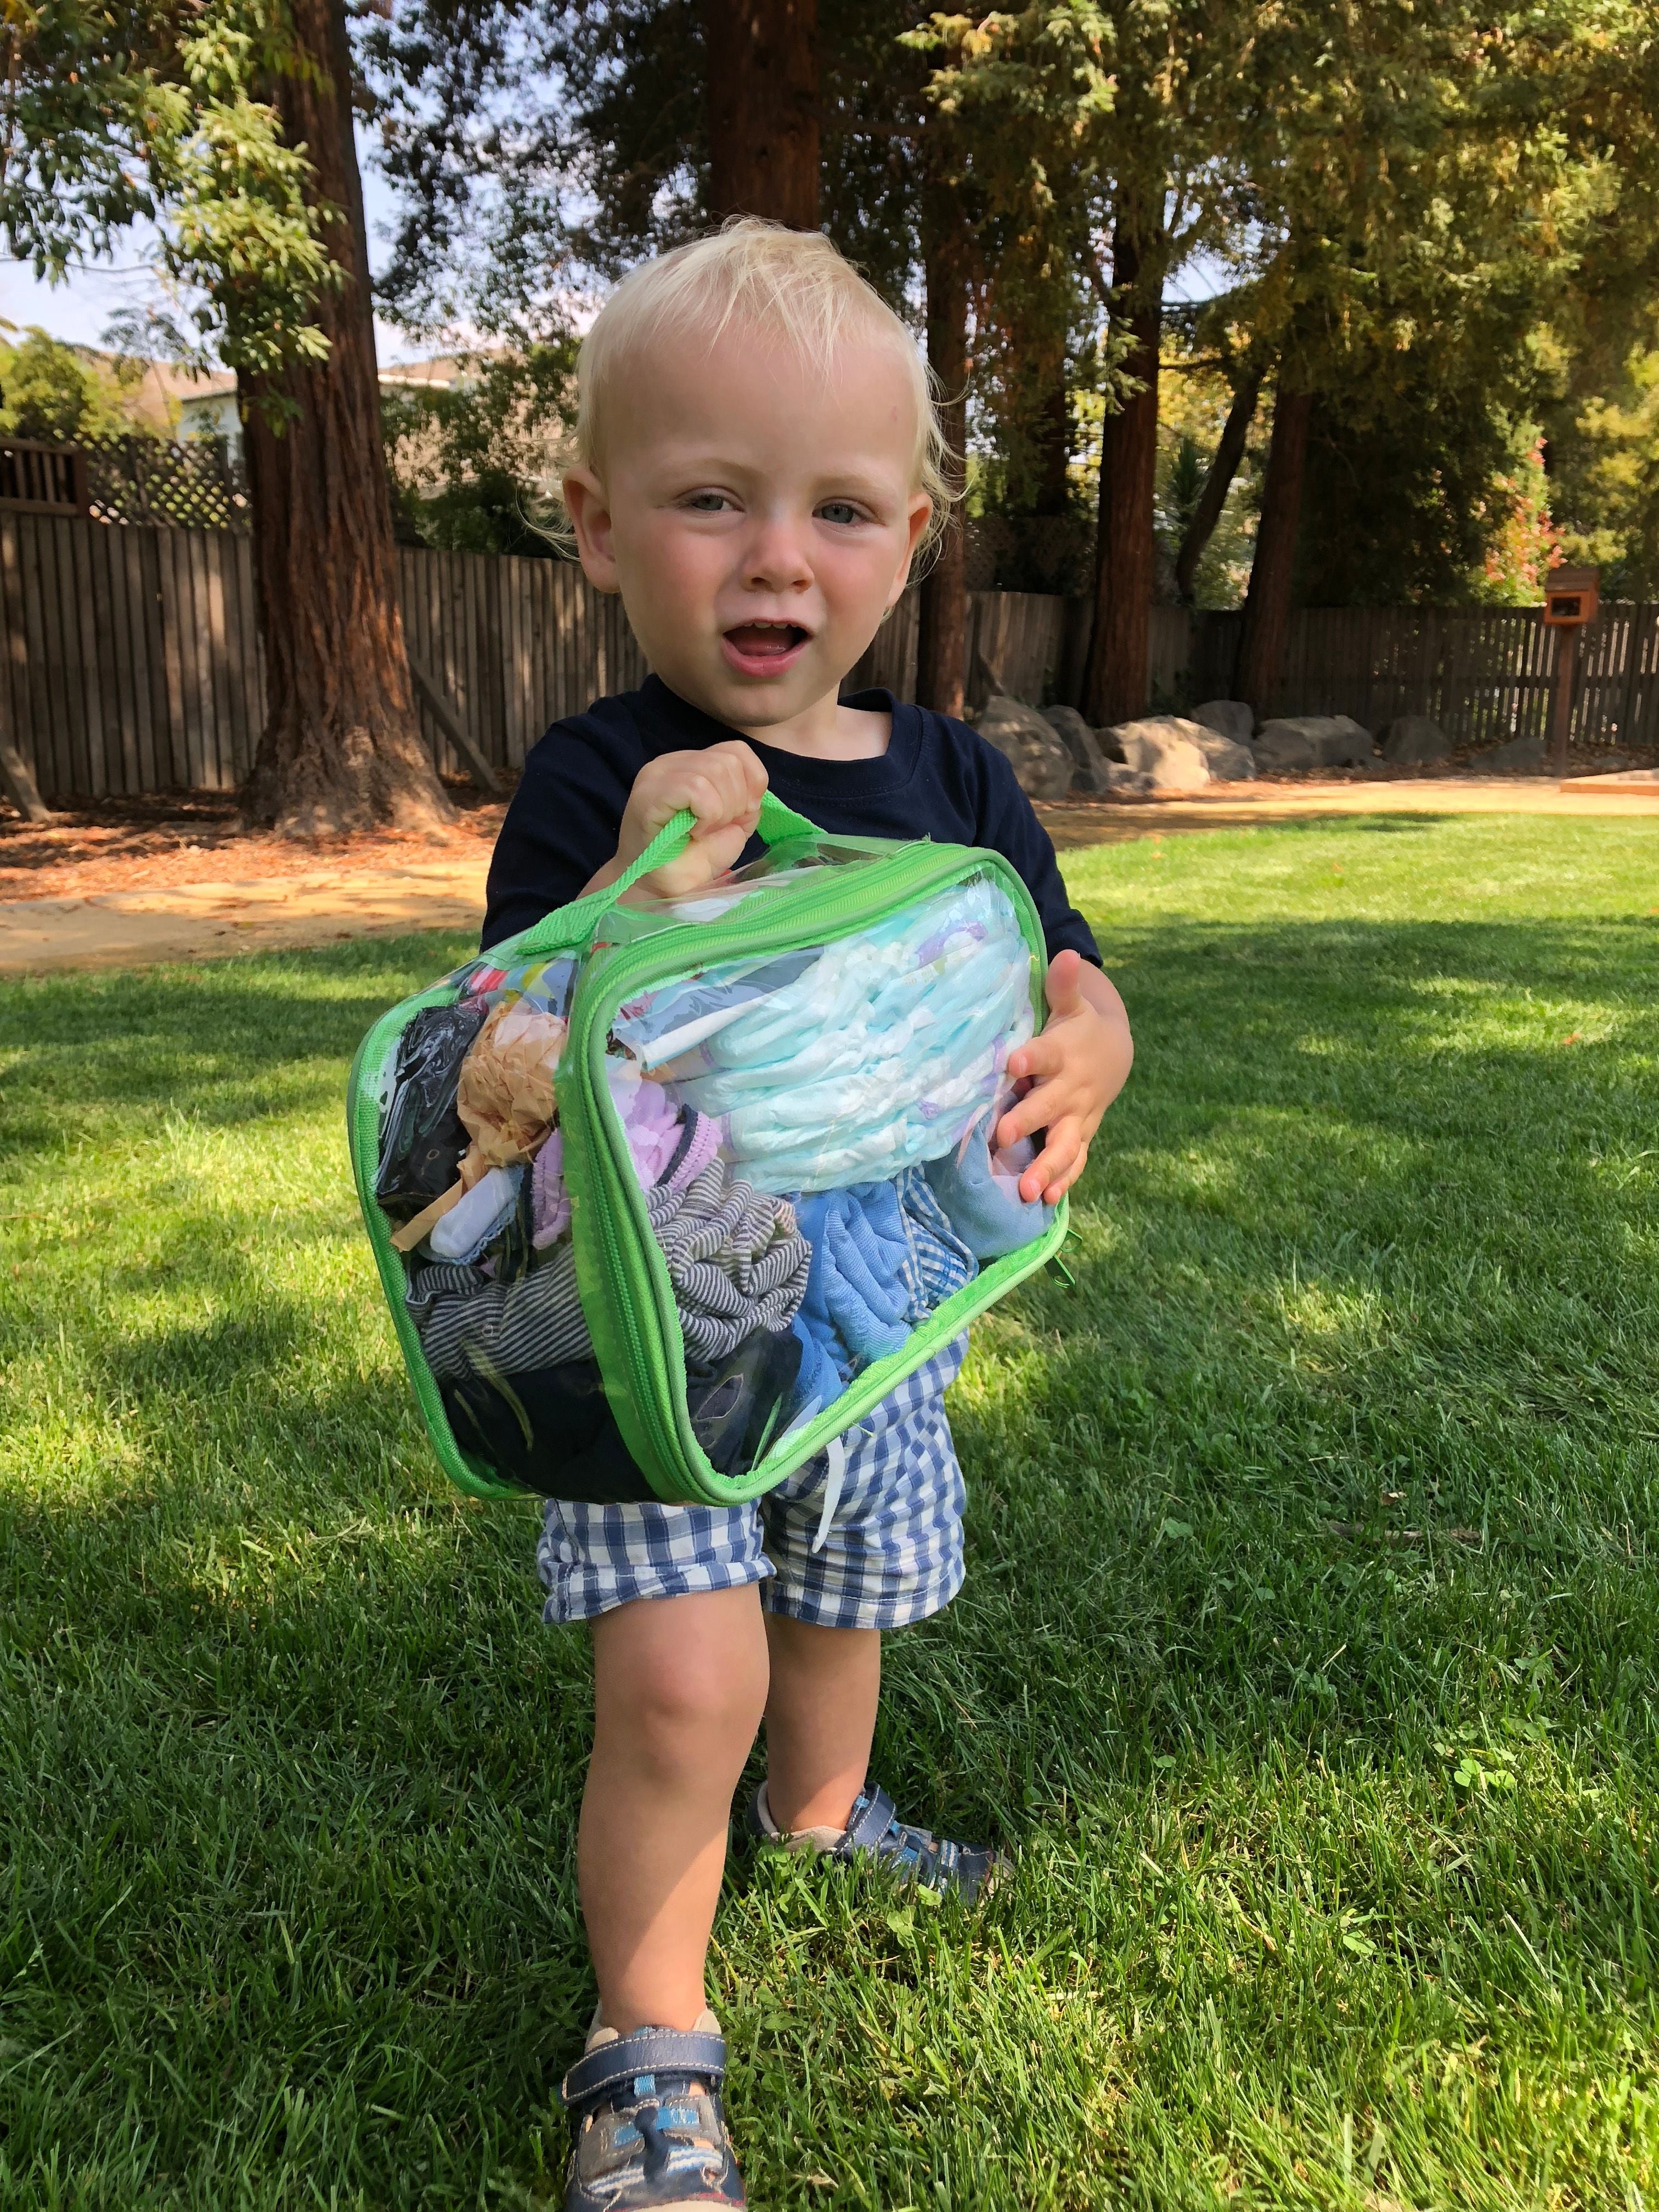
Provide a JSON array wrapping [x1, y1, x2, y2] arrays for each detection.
[[1051, 1252, 1076, 1290]]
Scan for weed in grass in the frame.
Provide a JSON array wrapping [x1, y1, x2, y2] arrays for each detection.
[[1, 815, 1656, 2208]]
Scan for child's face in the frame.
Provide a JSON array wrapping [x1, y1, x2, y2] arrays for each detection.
[[563, 323, 933, 728]]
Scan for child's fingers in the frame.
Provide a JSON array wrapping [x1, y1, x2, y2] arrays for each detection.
[[691, 741, 768, 829], [1005, 1025, 1070, 1086], [1043, 948, 1088, 1021], [1019, 1120, 1088, 1205], [996, 1071, 1080, 1150]]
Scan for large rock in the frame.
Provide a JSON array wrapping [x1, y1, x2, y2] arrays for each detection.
[[1465, 732, 1548, 774], [1190, 698, 1255, 745], [1251, 723, 1317, 772], [1099, 714, 1216, 791], [1042, 703, 1115, 795], [1255, 714, 1374, 768], [1097, 763, 1156, 795], [1190, 730, 1257, 782], [1379, 714, 1451, 765], [972, 694, 1076, 800]]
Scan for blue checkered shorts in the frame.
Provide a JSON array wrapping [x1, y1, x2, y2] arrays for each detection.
[[535, 1337, 968, 1632]]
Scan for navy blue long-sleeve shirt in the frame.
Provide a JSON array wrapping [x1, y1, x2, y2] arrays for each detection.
[[482, 674, 1099, 966]]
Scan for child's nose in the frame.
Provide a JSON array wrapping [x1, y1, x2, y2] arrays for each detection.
[[742, 516, 813, 592]]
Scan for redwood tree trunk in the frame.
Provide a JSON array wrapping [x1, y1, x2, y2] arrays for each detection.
[[1083, 220, 1161, 728], [240, 0, 449, 836], [1174, 363, 1262, 605], [916, 188, 968, 717], [1032, 335, 1071, 516], [1234, 382, 1313, 712], [703, 0, 819, 227]]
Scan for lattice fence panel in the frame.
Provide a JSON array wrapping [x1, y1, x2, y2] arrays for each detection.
[[82, 435, 252, 532]]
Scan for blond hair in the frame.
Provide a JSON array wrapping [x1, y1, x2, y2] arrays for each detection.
[[569, 218, 956, 559]]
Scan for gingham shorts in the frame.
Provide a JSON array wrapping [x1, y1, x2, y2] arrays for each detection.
[[535, 1337, 968, 1632]]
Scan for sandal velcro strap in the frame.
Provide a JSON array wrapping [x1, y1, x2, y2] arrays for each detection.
[[838, 1785, 897, 1858], [559, 2028, 727, 2111]]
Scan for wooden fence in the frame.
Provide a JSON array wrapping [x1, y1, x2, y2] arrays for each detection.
[[1180, 602, 1659, 746], [3, 511, 1651, 805]]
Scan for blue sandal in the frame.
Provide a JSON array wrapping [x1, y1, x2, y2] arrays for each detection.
[[560, 2013, 744, 2210], [747, 1778, 1008, 1904]]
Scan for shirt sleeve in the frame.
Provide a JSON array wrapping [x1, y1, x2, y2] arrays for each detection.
[[968, 735, 1101, 968], [481, 721, 635, 951]]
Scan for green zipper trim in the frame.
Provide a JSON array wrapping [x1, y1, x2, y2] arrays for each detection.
[[347, 813, 1070, 1510], [346, 992, 526, 1500], [558, 839, 1067, 1506]]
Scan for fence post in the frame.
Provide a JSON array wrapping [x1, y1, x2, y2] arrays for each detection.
[[1549, 626, 1578, 774]]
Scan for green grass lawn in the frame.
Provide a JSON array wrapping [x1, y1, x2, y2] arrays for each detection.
[[3, 811, 1657, 2210]]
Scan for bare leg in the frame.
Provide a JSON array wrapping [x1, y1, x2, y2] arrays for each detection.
[[761, 1615, 881, 1835], [580, 1584, 770, 2034]]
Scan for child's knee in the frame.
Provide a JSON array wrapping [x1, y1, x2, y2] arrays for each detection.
[[594, 1589, 769, 1781]]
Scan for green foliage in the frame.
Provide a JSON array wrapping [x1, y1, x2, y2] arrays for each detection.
[[0, 327, 146, 443], [380, 343, 576, 556], [4, 815, 1659, 2203], [0, 0, 159, 271], [1297, 375, 1559, 609], [1, 0, 338, 386]]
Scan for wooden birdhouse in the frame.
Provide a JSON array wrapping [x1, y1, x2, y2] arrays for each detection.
[[1543, 565, 1599, 628]]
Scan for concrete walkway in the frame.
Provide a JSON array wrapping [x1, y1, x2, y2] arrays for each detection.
[[3, 775, 1656, 975]]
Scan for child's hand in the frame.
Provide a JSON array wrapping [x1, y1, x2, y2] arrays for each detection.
[[599, 742, 769, 900], [996, 949, 1133, 1204]]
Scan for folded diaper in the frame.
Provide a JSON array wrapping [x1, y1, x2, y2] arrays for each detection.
[[923, 1102, 1054, 1260], [426, 1163, 522, 1263], [611, 878, 1035, 1192]]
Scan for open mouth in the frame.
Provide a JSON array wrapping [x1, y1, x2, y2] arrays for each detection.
[[721, 619, 812, 676]]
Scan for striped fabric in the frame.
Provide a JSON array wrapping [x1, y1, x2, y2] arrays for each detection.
[[409, 1150, 810, 1383], [644, 1155, 810, 1360], [893, 1169, 977, 1316], [406, 1249, 589, 1379]]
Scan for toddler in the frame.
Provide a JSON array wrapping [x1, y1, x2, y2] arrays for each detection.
[[482, 219, 1133, 2211]]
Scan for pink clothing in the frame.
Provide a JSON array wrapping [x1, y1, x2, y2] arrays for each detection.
[[532, 1060, 709, 1250]]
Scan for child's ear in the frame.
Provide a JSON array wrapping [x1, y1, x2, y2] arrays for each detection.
[[562, 467, 620, 593], [887, 492, 935, 608]]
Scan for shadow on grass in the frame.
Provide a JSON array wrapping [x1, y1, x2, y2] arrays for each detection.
[[2, 912, 1656, 2201]]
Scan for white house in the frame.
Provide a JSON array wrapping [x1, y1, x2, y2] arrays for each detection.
[[174, 373, 242, 454], [173, 358, 472, 464]]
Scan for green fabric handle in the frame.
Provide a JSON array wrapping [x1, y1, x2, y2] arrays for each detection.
[[505, 789, 821, 961]]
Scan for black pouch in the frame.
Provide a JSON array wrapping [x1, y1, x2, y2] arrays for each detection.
[[441, 1362, 661, 1503], [375, 998, 489, 1221]]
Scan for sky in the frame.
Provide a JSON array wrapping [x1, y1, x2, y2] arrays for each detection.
[[0, 141, 429, 366]]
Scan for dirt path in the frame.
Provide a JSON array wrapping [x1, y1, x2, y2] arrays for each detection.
[[3, 774, 1657, 975], [1, 858, 493, 974], [1036, 772, 1659, 848]]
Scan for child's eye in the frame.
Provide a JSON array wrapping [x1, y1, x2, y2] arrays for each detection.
[[683, 492, 733, 513], [816, 499, 866, 527]]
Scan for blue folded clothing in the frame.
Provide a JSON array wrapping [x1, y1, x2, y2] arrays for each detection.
[[923, 1105, 1053, 1260], [788, 1313, 846, 1421], [794, 1184, 911, 1378], [794, 1173, 978, 1382]]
